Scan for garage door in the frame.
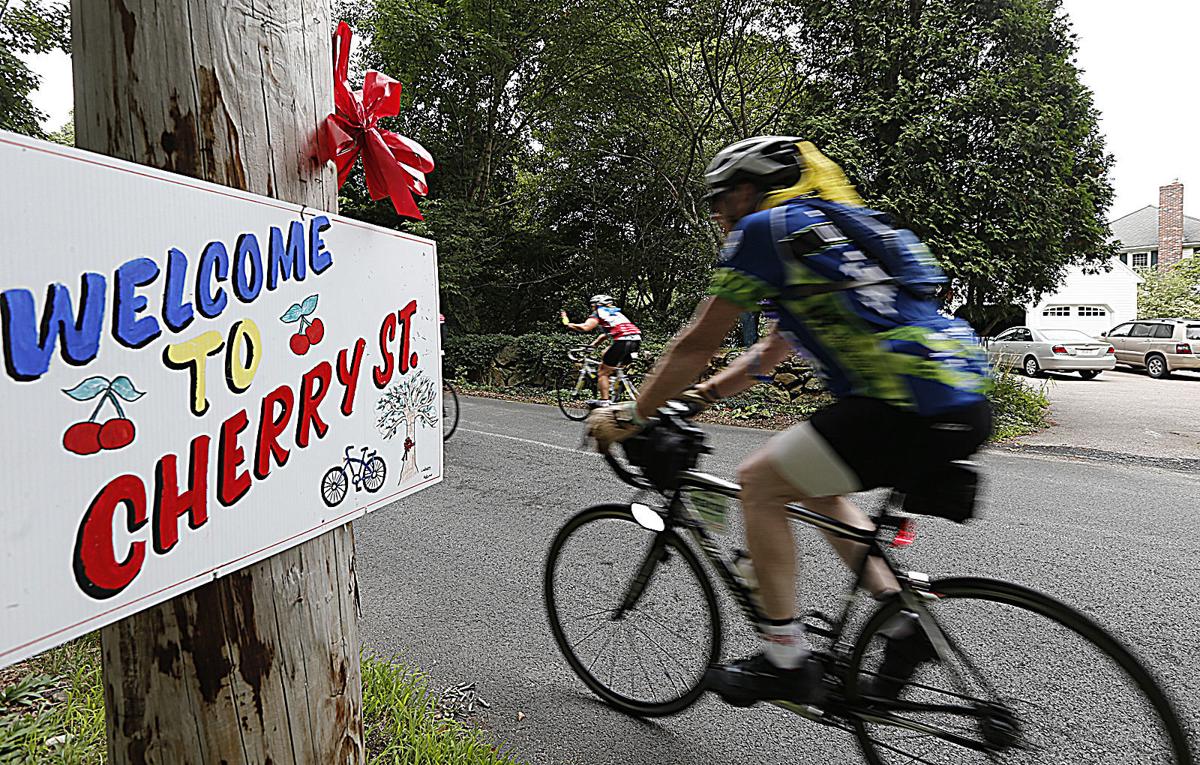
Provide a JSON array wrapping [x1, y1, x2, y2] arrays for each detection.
[[1035, 305, 1112, 338]]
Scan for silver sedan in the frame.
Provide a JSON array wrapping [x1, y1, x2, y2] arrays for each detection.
[[986, 326, 1116, 379]]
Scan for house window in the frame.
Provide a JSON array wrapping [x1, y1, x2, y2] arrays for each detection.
[[1077, 306, 1107, 317], [1042, 306, 1071, 317], [1119, 254, 1129, 265], [1132, 252, 1149, 268]]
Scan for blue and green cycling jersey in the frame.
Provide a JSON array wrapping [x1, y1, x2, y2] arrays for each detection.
[[708, 199, 991, 416]]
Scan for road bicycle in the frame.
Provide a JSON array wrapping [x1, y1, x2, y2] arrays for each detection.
[[443, 380, 460, 441], [543, 406, 1193, 764], [555, 346, 640, 421], [320, 445, 386, 507]]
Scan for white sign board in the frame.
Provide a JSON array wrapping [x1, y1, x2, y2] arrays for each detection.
[[0, 131, 442, 667]]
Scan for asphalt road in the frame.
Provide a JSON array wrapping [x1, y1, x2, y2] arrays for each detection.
[[355, 396, 1200, 764], [1020, 366, 1200, 460]]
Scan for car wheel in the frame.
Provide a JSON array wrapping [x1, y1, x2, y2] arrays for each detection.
[[1079, 370, 1101, 380], [1023, 356, 1042, 377], [1146, 354, 1170, 379]]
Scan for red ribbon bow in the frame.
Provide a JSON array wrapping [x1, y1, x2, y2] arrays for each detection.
[[321, 21, 434, 220]]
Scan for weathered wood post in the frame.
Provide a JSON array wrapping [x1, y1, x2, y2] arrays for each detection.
[[70, 2, 365, 761]]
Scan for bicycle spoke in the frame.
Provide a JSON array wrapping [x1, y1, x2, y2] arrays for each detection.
[[572, 620, 615, 652], [629, 622, 698, 678], [585, 625, 621, 674]]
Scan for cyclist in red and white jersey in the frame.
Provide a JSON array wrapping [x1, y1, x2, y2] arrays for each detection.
[[561, 295, 642, 403]]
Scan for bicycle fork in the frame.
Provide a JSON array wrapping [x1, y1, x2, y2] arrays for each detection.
[[613, 534, 670, 619]]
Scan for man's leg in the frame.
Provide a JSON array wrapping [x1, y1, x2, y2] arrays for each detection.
[[597, 363, 615, 401], [739, 451, 899, 610], [707, 426, 901, 706]]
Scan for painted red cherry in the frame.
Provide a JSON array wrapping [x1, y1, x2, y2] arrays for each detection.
[[290, 332, 310, 355], [64, 421, 103, 455], [99, 418, 136, 450], [305, 317, 325, 345]]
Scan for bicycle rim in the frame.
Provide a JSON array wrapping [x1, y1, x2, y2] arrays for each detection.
[[442, 381, 460, 440], [556, 368, 595, 421], [847, 577, 1192, 765], [544, 504, 721, 716]]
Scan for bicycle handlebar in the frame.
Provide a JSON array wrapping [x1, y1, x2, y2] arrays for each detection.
[[595, 403, 710, 493], [566, 346, 595, 363]]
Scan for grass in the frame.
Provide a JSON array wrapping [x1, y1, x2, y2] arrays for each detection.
[[0, 640, 520, 765], [0, 635, 105, 764], [987, 367, 1052, 441], [362, 656, 519, 765]]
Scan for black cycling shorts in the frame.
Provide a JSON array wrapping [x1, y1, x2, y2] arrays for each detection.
[[602, 339, 640, 367], [811, 397, 992, 492], [767, 397, 991, 497]]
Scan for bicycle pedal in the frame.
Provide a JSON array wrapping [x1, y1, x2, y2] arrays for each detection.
[[802, 610, 838, 639]]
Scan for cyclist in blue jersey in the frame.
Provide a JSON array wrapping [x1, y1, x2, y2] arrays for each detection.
[[588, 137, 993, 707]]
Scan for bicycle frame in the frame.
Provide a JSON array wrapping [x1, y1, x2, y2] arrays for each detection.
[[343, 446, 376, 486], [619, 462, 999, 744], [566, 347, 639, 400]]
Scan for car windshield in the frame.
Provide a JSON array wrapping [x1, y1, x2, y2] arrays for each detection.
[[1188, 325, 1200, 340], [1041, 330, 1096, 343]]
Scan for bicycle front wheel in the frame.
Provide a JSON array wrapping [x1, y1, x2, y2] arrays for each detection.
[[556, 367, 597, 421], [848, 577, 1193, 764], [442, 381, 460, 441], [544, 504, 721, 716]]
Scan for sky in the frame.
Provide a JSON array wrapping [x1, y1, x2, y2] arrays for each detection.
[[19, 1, 1200, 218]]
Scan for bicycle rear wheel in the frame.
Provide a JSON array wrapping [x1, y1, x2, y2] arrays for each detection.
[[556, 367, 598, 421], [544, 504, 721, 716], [847, 577, 1192, 764], [442, 381, 460, 441]]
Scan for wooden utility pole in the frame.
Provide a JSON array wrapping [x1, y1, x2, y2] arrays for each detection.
[[71, 2, 365, 762]]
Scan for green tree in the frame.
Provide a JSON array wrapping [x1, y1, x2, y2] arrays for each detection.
[[46, 108, 71, 144], [341, 0, 1113, 337], [1138, 259, 1200, 319], [0, 0, 69, 137], [783, 0, 1114, 333]]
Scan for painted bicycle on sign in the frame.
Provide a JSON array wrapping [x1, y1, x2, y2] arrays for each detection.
[[320, 445, 387, 507]]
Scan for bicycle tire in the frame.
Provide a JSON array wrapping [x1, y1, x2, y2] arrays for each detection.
[[442, 381, 460, 441], [362, 456, 386, 492], [321, 466, 348, 507], [847, 577, 1193, 764], [556, 367, 597, 421], [544, 504, 722, 716]]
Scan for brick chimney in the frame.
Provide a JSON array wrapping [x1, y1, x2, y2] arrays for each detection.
[[1158, 180, 1184, 269]]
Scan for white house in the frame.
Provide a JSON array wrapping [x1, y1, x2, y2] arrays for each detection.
[[1026, 261, 1142, 336], [1026, 181, 1199, 336]]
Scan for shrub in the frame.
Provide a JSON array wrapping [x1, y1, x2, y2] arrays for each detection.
[[988, 367, 1051, 441]]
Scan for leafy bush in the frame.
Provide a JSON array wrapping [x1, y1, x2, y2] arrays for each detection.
[[1138, 258, 1200, 319], [988, 367, 1051, 441]]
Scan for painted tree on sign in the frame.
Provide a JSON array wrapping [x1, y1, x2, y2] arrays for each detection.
[[376, 370, 438, 483]]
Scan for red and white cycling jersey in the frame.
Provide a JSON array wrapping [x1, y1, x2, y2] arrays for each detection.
[[592, 305, 641, 340]]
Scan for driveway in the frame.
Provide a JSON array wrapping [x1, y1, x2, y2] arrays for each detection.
[[1017, 366, 1200, 460]]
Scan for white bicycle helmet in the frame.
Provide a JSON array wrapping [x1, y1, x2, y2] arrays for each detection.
[[589, 294, 615, 306], [704, 136, 804, 199]]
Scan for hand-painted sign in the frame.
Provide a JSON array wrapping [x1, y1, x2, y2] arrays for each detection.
[[0, 131, 442, 667]]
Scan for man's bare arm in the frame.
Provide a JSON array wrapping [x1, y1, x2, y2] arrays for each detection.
[[697, 330, 793, 401], [634, 297, 742, 420]]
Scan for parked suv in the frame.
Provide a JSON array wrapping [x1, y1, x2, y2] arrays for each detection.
[[1101, 318, 1200, 379]]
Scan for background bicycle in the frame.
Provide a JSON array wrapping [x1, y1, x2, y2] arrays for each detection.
[[555, 345, 640, 421], [544, 408, 1193, 764], [443, 379, 460, 440]]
